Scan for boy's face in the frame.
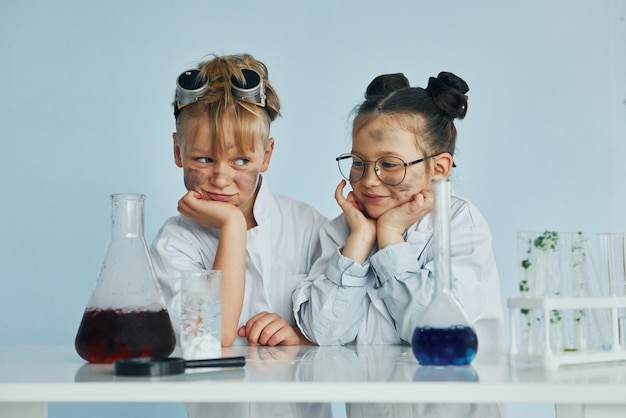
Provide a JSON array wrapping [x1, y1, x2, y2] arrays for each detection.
[[173, 114, 274, 211], [350, 118, 431, 220]]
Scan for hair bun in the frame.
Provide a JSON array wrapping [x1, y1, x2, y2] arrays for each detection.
[[426, 72, 469, 119], [365, 73, 410, 100]]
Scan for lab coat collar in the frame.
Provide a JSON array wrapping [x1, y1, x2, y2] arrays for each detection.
[[251, 175, 272, 226]]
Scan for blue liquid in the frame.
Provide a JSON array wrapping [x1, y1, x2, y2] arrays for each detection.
[[411, 325, 478, 366]]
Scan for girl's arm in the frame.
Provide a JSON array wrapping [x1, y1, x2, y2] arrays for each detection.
[[372, 200, 495, 343], [293, 218, 370, 345]]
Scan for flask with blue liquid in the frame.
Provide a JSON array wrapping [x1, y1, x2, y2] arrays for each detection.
[[411, 178, 478, 366]]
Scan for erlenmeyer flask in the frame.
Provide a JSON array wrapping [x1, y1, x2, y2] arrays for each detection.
[[411, 178, 478, 365], [75, 194, 176, 363]]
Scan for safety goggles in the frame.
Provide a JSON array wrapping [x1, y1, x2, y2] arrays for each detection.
[[174, 68, 267, 118]]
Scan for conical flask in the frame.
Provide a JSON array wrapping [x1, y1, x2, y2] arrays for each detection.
[[411, 178, 478, 365], [75, 194, 176, 363]]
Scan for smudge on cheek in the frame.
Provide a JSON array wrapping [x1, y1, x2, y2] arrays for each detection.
[[387, 184, 419, 208], [183, 168, 208, 190], [394, 184, 412, 193], [235, 170, 260, 196]]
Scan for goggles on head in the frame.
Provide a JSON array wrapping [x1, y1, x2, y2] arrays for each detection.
[[174, 68, 267, 119]]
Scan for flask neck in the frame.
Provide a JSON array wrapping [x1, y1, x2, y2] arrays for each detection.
[[432, 178, 451, 295], [110, 194, 145, 238]]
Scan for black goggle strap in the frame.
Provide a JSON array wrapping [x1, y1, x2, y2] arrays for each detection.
[[174, 68, 266, 119]]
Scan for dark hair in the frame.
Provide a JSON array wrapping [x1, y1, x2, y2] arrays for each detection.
[[352, 71, 469, 161]]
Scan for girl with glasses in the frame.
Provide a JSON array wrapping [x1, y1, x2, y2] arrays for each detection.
[[293, 72, 504, 354]]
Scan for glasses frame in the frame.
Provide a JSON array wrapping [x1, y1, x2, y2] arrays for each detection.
[[335, 153, 431, 186]]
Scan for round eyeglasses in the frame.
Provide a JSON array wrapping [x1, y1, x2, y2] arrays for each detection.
[[335, 153, 430, 186]]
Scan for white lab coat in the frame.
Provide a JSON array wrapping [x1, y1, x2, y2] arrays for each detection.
[[151, 177, 327, 345], [293, 192, 504, 354], [150, 178, 332, 418]]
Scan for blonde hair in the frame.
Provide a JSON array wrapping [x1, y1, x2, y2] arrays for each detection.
[[175, 53, 281, 155]]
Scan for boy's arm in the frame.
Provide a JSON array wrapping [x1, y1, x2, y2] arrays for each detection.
[[212, 215, 247, 347], [177, 191, 249, 347]]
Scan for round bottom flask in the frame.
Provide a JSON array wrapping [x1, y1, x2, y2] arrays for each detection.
[[411, 178, 478, 366]]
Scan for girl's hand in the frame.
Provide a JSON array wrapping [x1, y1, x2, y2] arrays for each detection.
[[377, 190, 433, 248], [335, 180, 376, 264], [177, 190, 243, 229], [335, 180, 376, 240], [237, 312, 301, 346]]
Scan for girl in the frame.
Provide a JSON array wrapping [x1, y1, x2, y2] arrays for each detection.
[[293, 72, 504, 353]]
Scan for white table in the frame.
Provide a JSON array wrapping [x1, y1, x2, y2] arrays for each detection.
[[2, 344, 626, 418]]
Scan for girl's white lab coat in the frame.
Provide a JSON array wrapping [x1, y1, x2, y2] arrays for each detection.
[[293, 192, 504, 354]]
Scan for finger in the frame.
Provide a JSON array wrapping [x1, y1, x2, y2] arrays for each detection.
[[184, 193, 205, 211], [334, 180, 347, 205], [257, 320, 286, 346], [244, 313, 277, 345], [237, 326, 247, 337], [408, 192, 433, 216], [265, 326, 298, 346], [243, 311, 270, 333], [178, 192, 196, 209], [241, 316, 260, 345], [265, 329, 288, 347], [347, 192, 367, 213], [177, 200, 191, 216]]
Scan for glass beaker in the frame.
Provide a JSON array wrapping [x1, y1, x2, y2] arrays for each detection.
[[74, 194, 176, 363], [181, 270, 222, 360], [411, 178, 478, 366]]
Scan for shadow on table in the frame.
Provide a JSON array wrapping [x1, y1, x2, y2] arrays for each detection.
[[74, 362, 246, 382]]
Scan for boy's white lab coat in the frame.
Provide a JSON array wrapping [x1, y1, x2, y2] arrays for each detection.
[[151, 178, 327, 345], [150, 178, 331, 418]]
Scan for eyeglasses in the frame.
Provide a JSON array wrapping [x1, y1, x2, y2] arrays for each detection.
[[335, 153, 430, 186], [174, 68, 266, 118]]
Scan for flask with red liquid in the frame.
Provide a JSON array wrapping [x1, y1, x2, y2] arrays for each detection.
[[75, 194, 176, 363], [411, 178, 478, 366]]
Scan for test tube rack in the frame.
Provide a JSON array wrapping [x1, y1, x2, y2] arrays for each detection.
[[508, 295, 626, 369]]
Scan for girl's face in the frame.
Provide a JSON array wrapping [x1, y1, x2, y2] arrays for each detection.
[[350, 117, 431, 220], [173, 114, 274, 215]]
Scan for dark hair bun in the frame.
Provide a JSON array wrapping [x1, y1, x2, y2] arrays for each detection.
[[426, 72, 469, 119], [365, 73, 410, 100]]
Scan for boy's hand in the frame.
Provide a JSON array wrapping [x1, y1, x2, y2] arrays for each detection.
[[178, 190, 243, 229], [237, 312, 301, 346]]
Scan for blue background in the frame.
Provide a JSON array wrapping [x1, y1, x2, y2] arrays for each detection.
[[1, 1, 625, 417]]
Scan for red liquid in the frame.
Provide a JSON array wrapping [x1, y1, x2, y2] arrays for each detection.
[[74, 308, 176, 363]]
